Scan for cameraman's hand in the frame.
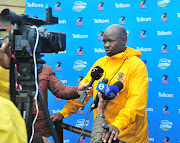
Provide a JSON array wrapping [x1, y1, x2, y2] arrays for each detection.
[[50, 112, 64, 122], [0, 38, 11, 69]]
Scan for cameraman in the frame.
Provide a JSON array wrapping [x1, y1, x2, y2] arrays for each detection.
[[0, 38, 91, 142], [0, 38, 27, 143]]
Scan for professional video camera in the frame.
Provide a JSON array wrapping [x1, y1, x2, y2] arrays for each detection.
[[0, 7, 66, 53], [0, 7, 64, 143]]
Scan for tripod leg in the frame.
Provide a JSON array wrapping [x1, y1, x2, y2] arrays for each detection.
[[37, 92, 60, 143]]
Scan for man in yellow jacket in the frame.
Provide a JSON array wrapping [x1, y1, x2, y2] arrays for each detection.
[[51, 24, 149, 143]]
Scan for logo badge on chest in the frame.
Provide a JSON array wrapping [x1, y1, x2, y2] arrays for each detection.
[[116, 72, 125, 82]]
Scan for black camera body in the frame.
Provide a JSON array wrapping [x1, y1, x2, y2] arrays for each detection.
[[0, 7, 66, 54]]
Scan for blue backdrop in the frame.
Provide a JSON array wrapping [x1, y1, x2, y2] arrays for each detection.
[[25, 0, 180, 142]]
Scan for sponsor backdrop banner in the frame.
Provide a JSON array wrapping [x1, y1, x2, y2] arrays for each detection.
[[25, 0, 180, 142]]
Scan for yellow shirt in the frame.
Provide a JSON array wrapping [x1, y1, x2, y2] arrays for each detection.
[[0, 66, 27, 143], [0, 66, 10, 99]]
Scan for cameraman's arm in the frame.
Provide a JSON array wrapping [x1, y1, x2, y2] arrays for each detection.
[[0, 38, 11, 69]]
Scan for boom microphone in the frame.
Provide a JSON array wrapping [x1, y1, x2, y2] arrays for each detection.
[[103, 81, 124, 100], [91, 78, 108, 111], [78, 66, 104, 103]]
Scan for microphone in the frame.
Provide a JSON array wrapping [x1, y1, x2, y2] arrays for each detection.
[[78, 66, 104, 103], [91, 78, 108, 111], [103, 81, 124, 100]]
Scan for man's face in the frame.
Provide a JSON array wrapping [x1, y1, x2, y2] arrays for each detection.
[[103, 31, 125, 57]]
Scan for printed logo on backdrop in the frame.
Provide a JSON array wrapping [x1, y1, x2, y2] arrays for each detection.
[[161, 44, 168, 53], [148, 78, 152, 82], [137, 47, 152, 52], [76, 119, 89, 128], [126, 30, 129, 36], [177, 45, 180, 50], [94, 19, 109, 24], [177, 13, 180, 18], [119, 16, 126, 24], [63, 139, 70, 143], [157, 0, 170, 7], [76, 17, 83, 25], [26, 2, 44, 8], [178, 77, 180, 82], [72, 34, 88, 38], [159, 92, 173, 98], [98, 2, 104, 10], [76, 46, 83, 55], [136, 17, 151, 22], [58, 50, 67, 54], [161, 12, 167, 22], [162, 75, 168, 84], [140, 30, 147, 38], [56, 97, 63, 101], [140, 0, 147, 8], [115, 3, 130, 8], [55, 62, 62, 71], [149, 138, 154, 142], [54, 2, 61, 11], [59, 20, 66, 24], [98, 31, 104, 40], [78, 107, 85, 114], [147, 108, 153, 112], [143, 59, 147, 68], [94, 48, 105, 53], [73, 1, 87, 12], [163, 105, 169, 115], [160, 120, 172, 131], [164, 136, 170, 143], [52, 109, 61, 113], [77, 76, 84, 84], [158, 58, 171, 69], [73, 60, 87, 71], [61, 80, 67, 84], [80, 136, 86, 143], [157, 31, 172, 36]]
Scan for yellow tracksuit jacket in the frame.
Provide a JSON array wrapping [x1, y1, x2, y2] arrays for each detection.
[[60, 47, 149, 143], [0, 66, 27, 143]]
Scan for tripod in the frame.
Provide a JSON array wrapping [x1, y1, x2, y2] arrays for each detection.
[[10, 52, 61, 143]]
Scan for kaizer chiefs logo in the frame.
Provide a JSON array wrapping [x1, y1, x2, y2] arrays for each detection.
[[116, 72, 125, 82]]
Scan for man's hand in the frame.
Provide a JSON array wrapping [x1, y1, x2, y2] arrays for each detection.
[[97, 92, 109, 115], [77, 83, 93, 95], [0, 38, 11, 69], [50, 112, 64, 122], [102, 125, 119, 143]]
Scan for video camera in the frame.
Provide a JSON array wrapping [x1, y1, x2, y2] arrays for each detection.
[[0, 7, 66, 54]]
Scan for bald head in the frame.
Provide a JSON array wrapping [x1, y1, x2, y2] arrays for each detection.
[[105, 24, 127, 39], [103, 24, 127, 57]]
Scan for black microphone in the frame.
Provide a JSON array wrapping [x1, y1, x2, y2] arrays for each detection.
[[91, 78, 108, 111], [78, 66, 104, 103]]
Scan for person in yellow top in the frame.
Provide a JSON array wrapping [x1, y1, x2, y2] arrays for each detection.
[[0, 39, 28, 143], [51, 24, 149, 143]]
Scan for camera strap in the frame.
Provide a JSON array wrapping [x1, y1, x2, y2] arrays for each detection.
[[10, 56, 16, 105]]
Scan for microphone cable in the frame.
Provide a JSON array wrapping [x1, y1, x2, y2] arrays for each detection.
[[76, 102, 93, 143]]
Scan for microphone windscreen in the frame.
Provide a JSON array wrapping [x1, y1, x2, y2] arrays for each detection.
[[91, 66, 104, 80], [114, 81, 124, 91]]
